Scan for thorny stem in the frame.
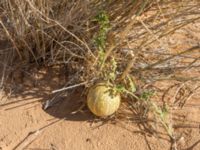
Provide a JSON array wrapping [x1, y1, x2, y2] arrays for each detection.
[[100, 32, 115, 71]]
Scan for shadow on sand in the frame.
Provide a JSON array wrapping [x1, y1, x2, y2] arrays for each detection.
[[0, 65, 93, 122]]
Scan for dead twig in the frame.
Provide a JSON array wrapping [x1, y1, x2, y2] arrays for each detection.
[[52, 81, 88, 93], [134, 45, 200, 72]]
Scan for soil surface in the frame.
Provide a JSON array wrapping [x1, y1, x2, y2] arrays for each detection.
[[0, 67, 167, 150], [0, 65, 199, 150]]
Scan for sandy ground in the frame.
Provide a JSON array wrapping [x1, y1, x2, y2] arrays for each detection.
[[0, 65, 199, 150], [0, 67, 168, 150]]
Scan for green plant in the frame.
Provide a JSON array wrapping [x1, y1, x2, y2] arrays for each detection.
[[93, 11, 114, 71], [90, 2, 175, 140], [93, 11, 110, 51], [93, 11, 117, 81], [151, 102, 173, 137], [139, 90, 173, 138], [108, 57, 117, 81], [140, 90, 154, 101]]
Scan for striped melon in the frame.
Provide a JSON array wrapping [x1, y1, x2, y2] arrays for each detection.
[[87, 82, 120, 117]]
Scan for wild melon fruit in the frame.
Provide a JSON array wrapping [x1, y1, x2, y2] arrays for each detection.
[[87, 82, 120, 117]]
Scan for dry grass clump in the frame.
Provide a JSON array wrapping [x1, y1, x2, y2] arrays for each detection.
[[0, 0, 95, 64], [0, 0, 200, 147], [0, 0, 100, 91]]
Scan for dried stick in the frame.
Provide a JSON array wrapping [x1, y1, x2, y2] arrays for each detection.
[[0, 20, 22, 59], [119, 0, 150, 80], [134, 45, 200, 72], [52, 81, 88, 93]]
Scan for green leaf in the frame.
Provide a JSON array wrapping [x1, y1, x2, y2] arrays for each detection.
[[127, 75, 136, 93], [140, 90, 154, 101], [115, 84, 126, 93]]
